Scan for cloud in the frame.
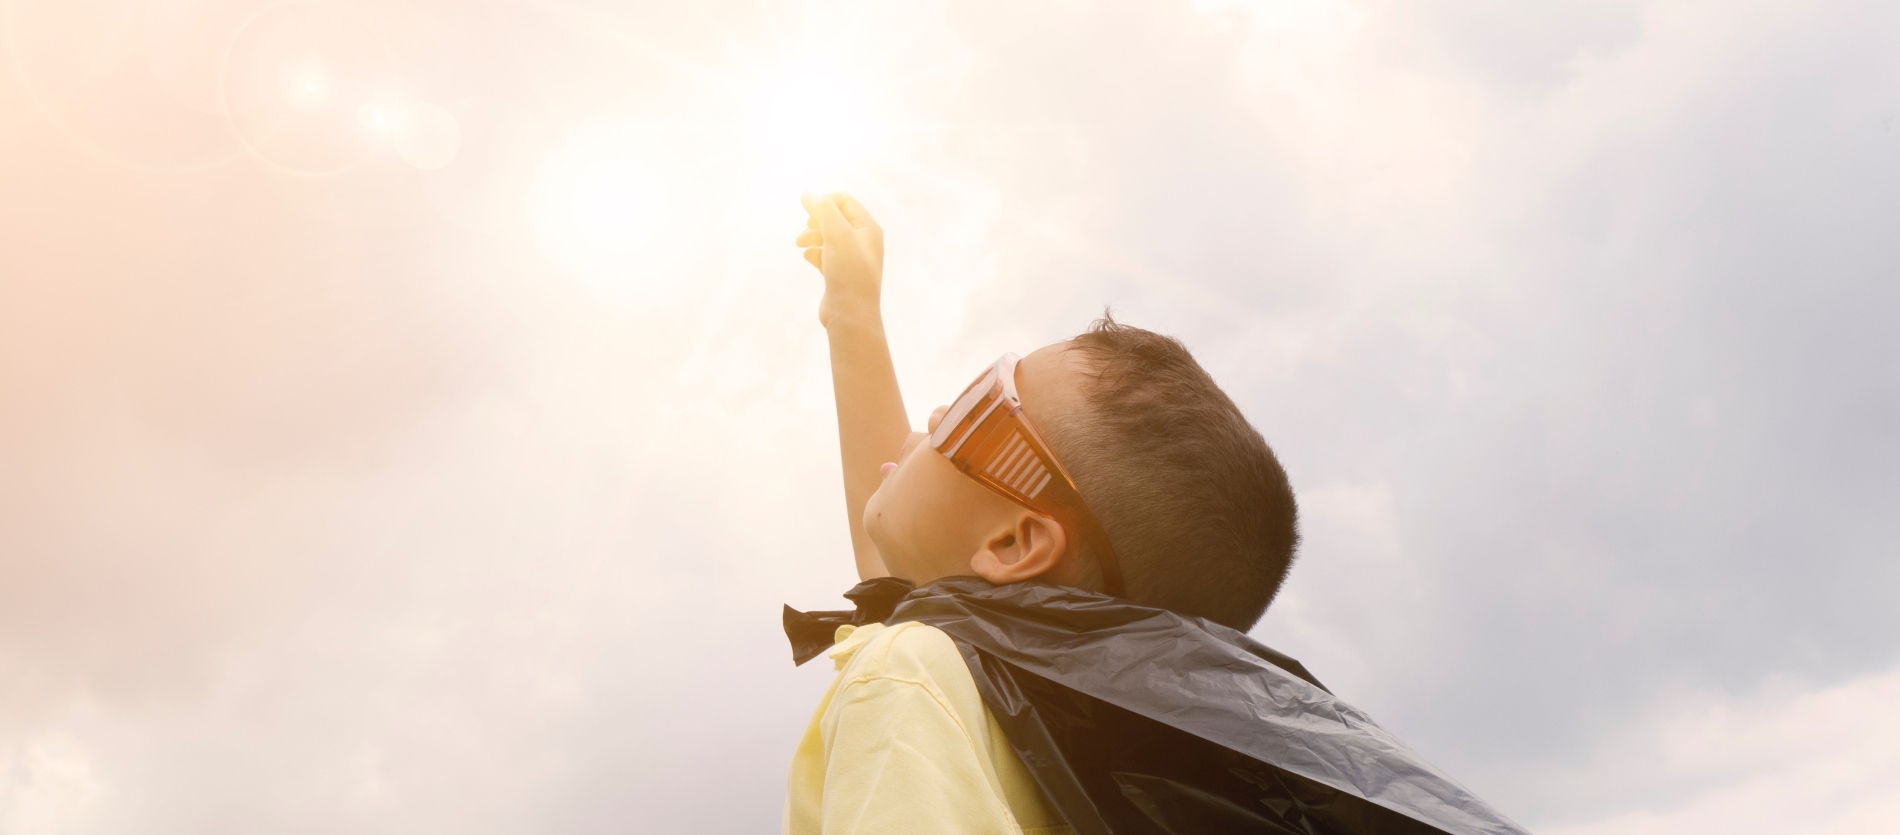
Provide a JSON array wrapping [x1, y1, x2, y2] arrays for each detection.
[[1542, 663, 1900, 834]]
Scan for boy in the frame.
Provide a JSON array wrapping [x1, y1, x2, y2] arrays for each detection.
[[783, 194, 1522, 835]]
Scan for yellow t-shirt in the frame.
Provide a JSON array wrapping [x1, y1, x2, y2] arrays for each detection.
[[784, 621, 1073, 835]]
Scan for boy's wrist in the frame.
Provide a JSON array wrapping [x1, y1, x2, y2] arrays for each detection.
[[821, 296, 884, 334]]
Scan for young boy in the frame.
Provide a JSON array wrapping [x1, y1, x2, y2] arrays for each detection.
[[783, 194, 1522, 835]]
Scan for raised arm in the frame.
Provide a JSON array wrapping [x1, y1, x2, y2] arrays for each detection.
[[798, 193, 909, 580]]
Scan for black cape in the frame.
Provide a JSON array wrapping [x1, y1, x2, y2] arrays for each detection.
[[785, 577, 1527, 835]]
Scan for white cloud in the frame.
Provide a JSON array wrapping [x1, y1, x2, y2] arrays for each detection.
[[1542, 664, 1900, 834], [1, 733, 103, 835]]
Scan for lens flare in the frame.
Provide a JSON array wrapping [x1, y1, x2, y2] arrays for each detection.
[[291, 69, 327, 103], [221, 3, 392, 175], [356, 103, 392, 130], [392, 103, 461, 171]]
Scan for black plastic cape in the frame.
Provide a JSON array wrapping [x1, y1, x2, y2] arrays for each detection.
[[785, 577, 1527, 835]]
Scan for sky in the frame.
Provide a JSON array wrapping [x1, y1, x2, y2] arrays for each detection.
[[1, 0, 1896, 832]]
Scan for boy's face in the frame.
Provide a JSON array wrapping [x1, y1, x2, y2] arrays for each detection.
[[864, 342, 1091, 586]]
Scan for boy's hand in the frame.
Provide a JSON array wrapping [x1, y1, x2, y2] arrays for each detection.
[[797, 192, 884, 330]]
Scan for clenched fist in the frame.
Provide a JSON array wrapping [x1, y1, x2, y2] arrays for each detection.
[[797, 192, 884, 330]]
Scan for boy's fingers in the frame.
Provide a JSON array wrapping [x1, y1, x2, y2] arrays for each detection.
[[805, 190, 828, 227], [795, 229, 822, 247], [799, 192, 822, 228], [831, 193, 878, 231], [806, 191, 855, 242], [803, 247, 823, 269]]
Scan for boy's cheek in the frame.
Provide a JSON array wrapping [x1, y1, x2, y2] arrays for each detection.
[[862, 470, 914, 542], [866, 460, 945, 541], [869, 476, 920, 526], [863, 474, 899, 525]]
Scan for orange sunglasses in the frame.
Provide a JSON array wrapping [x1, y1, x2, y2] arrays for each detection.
[[927, 354, 1126, 597]]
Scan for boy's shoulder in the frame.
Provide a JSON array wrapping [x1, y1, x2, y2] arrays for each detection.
[[827, 620, 969, 686], [817, 620, 1002, 756], [794, 614, 1074, 835]]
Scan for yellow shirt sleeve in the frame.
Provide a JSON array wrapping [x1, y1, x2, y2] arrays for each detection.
[[785, 622, 1070, 835]]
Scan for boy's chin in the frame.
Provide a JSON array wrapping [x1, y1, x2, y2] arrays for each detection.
[[873, 549, 964, 587], [873, 551, 925, 584]]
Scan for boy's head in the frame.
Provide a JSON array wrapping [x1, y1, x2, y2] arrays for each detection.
[[863, 316, 1299, 631]]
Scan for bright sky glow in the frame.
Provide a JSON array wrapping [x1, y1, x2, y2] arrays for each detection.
[[531, 121, 692, 300]]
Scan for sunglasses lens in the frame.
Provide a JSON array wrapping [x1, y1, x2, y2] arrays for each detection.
[[929, 366, 999, 450]]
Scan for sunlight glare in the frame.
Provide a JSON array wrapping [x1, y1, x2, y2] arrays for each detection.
[[741, 61, 882, 193], [529, 38, 909, 302]]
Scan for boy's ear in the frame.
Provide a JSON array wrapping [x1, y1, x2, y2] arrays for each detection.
[[968, 512, 1068, 585]]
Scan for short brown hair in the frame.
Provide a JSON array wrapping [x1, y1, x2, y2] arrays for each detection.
[[1044, 315, 1299, 631]]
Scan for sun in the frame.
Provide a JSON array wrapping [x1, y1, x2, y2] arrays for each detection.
[[738, 59, 886, 194], [524, 7, 946, 303]]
